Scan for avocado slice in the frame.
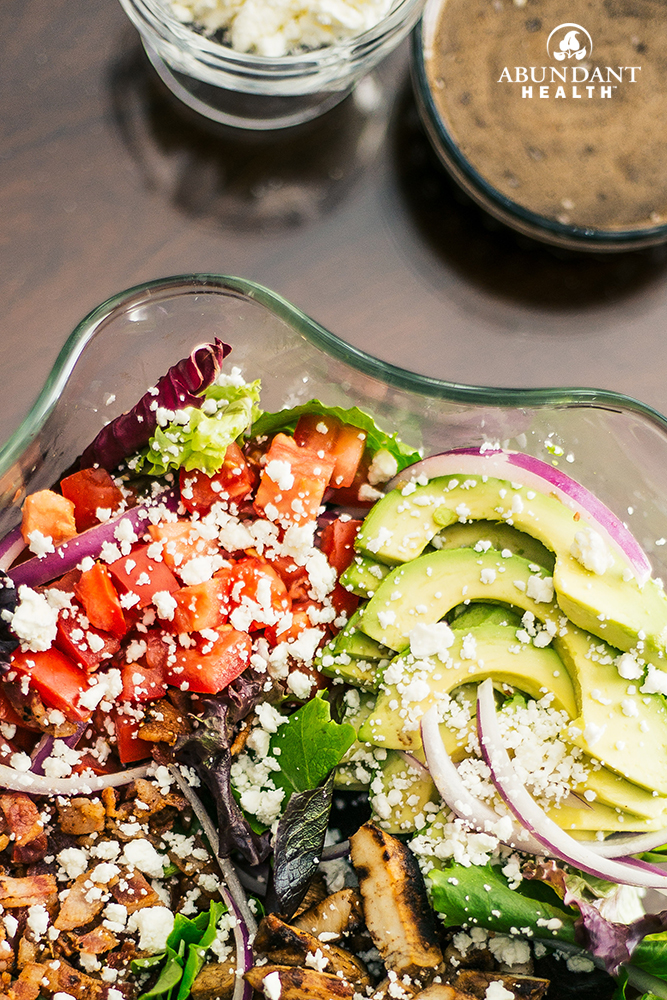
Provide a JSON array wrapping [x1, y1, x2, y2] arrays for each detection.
[[355, 474, 667, 668], [575, 765, 667, 820], [317, 610, 391, 690], [340, 556, 391, 598], [436, 520, 555, 571], [359, 546, 563, 652], [368, 750, 439, 835], [357, 623, 577, 751], [450, 603, 522, 630], [546, 799, 667, 834]]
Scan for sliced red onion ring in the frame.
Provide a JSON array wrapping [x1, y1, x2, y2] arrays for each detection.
[[476, 679, 667, 889], [591, 829, 667, 860], [8, 490, 177, 589], [0, 761, 149, 795], [388, 448, 651, 586], [420, 706, 544, 854], [0, 527, 26, 573]]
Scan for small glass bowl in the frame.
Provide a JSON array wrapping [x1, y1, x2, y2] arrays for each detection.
[[118, 0, 424, 129], [4, 274, 667, 584], [411, 3, 667, 253]]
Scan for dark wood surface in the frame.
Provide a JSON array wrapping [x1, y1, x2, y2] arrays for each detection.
[[4, 0, 667, 441]]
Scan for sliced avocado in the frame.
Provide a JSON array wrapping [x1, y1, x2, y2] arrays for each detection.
[[336, 692, 380, 788], [317, 610, 391, 690], [556, 627, 667, 794], [340, 556, 391, 598], [450, 603, 522, 630], [575, 765, 667, 820], [368, 750, 439, 835], [359, 547, 563, 652], [355, 474, 667, 668], [357, 623, 577, 751], [546, 799, 666, 834], [436, 520, 555, 571]]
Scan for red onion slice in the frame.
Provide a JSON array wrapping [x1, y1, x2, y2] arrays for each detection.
[[590, 829, 667, 860], [0, 527, 26, 573], [30, 722, 86, 775], [476, 679, 667, 889], [420, 706, 544, 854], [0, 761, 149, 795], [8, 490, 177, 589], [388, 448, 651, 586]]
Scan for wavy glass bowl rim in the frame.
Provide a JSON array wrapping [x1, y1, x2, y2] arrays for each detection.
[[3, 273, 667, 480], [122, 0, 422, 73], [410, 19, 667, 249]]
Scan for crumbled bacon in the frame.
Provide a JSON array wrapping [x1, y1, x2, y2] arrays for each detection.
[[56, 798, 106, 836], [55, 871, 108, 931], [0, 875, 57, 909]]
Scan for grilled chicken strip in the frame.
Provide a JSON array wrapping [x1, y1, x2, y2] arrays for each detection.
[[245, 963, 356, 1000], [292, 888, 364, 941], [451, 970, 549, 1000], [349, 823, 443, 983], [254, 914, 371, 987]]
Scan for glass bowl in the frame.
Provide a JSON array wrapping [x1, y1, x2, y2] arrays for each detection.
[[118, 0, 424, 129], [411, 3, 667, 252], [4, 273, 667, 583]]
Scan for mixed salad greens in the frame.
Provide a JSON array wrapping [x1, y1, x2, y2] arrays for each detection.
[[1, 340, 667, 1000]]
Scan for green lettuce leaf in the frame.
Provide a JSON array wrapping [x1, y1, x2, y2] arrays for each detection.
[[140, 380, 261, 476], [250, 401, 421, 473], [268, 694, 356, 797], [428, 861, 577, 944]]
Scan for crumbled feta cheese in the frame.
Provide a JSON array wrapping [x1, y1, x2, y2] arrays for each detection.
[[571, 527, 614, 575], [121, 839, 166, 878], [408, 622, 455, 658], [126, 907, 174, 953], [9, 586, 59, 651]]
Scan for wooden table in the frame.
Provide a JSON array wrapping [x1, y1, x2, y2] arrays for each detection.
[[4, 0, 667, 441]]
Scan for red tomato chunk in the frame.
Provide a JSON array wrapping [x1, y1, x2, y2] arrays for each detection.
[[164, 628, 252, 693], [254, 433, 336, 526], [9, 649, 91, 723], [75, 563, 127, 639], [108, 545, 180, 609], [179, 443, 255, 513], [60, 468, 124, 532]]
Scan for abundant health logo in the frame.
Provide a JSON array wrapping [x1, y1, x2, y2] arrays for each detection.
[[497, 20, 641, 99]]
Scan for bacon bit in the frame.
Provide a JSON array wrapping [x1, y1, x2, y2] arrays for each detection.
[[0, 874, 57, 909], [72, 926, 120, 955], [56, 798, 106, 836], [0, 794, 47, 864], [39, 958, 109, 999], [6, 962, 45, 1000], [109, 868, 159, 914], [117, 778, 185, 818], [55, 871, 108, 931], [101, 787, 119, 818], [137, 700, 191, 746]]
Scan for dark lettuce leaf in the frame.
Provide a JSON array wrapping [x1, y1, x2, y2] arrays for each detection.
[[80, 340, 231, 471], [0, 571, 18, 664], [270, 773, 335, 919], [175, 674, 271, 866]]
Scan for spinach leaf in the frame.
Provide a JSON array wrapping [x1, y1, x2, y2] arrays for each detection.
[[268, 694, 356, 797], [428, 862, 577, 944], [250, 401, 421, 473], [272, 773, 335, 918]]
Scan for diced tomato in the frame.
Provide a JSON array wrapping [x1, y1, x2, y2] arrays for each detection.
[[147, 521, 220, 573], [264, 608, 316, 647], [9, 649, 91, 723], [60, 468, 124, 532], [145, 629, 172, 671], [254, 434, 336, 526], [164, 628, 252, 694], [21, 490, 77, 546], [179, 443, 256, 514], [325, 451, 374, 507], [113, 712, 151, 764], [169, 570, 233, 634], [329, 424, 367, 489], [294, 416, 366, 489], [72, 753, 121, 777], [55, 604, 120, 672], [319, 518, 362, 576], [229, 557, 291, 631], [329, 583, 359, 627], [294, 413, 340, 452], [75, 563, 128, 639], [266, 554, 310, 604], [108, 545, 180, 609], [120, 660, 167, 702]]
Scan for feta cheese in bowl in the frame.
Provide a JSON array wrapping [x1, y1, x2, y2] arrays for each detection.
[[118, 0, 424, 128]]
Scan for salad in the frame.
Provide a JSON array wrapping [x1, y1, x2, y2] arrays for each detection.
[[1, 339, 667, 1000]]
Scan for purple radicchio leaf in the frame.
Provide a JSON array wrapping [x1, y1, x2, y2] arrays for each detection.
[[175, 675, 271, 867], [524, 858, 667, 977], [0, 571, 19, 668], [79, 339, 231, 471], [269, 772, 335, 919]]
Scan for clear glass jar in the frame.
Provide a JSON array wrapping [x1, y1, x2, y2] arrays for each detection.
[[118, 0, 424, 128]]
